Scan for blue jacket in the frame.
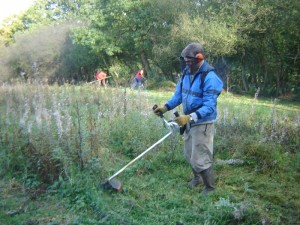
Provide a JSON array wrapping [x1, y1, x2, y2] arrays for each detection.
[[165, 60, 223, 124]]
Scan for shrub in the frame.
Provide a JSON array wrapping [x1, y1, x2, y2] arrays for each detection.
[[233, 142, 287, 174]]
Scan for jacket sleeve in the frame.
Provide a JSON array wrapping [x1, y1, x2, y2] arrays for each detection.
[[165, 78, 183, 110], [195, 72, 223, 119]]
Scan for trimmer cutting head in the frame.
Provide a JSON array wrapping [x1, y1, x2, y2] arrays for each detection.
[[100, 106, 178, 192], [101, 178, 122, 192]]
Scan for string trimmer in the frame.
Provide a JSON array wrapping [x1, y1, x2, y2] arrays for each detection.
[[100, 106, 179, 192]]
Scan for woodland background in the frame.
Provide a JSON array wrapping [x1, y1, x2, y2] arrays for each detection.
[[0, 0, 299, 98], [1, 1, 300, 224]]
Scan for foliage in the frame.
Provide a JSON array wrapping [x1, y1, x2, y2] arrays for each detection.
[[108, 61, 132, 86], [205, 0, 300, 96], [0, 22, 99, 84], [0, 0, 299, 97], [0, 84, 299, 224]]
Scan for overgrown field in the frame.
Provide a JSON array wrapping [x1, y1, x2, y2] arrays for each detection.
[[0, 83, 299, 225]]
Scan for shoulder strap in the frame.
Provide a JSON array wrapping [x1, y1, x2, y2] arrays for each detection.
[[180, 68, 187, 91], [200, 66, 214, 97], [200, 67, 214, 91], [180, 66, 214, 96]]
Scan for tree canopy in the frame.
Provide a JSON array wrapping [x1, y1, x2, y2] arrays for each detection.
[[0, 0, 299, 98]]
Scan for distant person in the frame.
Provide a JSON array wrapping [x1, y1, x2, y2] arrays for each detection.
[[95, 69, 107, 88], [131, 68, 145, 90], [20, 70, 27, 81], [153, 42, 223, 195]]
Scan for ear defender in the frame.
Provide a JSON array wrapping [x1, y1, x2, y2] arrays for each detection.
[[195, 53, 204, 62]]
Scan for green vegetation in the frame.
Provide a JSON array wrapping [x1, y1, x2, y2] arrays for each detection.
[[0, 84, 299, 224], [0, 0, 299, 98], [0, 1, 299, 223]]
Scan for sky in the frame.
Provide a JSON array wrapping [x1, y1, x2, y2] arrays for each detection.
[[0, 0, 36, 23]]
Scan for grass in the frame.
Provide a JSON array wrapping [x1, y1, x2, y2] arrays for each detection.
[[0, 179, 77, 224], [0, 83, 299, 224]]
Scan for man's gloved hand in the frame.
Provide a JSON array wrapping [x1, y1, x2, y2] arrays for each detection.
[[174, 115, 191, 126], [153, 105, 167, 116]]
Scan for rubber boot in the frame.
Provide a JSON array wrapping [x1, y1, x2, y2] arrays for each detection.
[[188, 169, 203, 188], [200, 167, 215, 195]]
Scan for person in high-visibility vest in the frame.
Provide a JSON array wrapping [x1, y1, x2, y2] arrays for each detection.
[[131, 68, 144, 90], [95, 69, 107, 88]]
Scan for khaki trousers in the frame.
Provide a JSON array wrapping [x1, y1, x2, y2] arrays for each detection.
[[184, 123, 214, 173]]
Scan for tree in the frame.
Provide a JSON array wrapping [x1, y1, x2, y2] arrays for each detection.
[[73, 0, 195, 79], [0, 0, 299, 97], [0, 22, 98, 83]]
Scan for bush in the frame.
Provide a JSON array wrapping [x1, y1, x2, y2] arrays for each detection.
[[147, 80, 177, 91]]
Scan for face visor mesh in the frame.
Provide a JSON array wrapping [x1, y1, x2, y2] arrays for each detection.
[[179, 56, 199, 72]]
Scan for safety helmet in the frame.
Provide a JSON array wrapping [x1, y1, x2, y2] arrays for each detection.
[[181, 42, 204, 59], [179, 42, 205, 72]]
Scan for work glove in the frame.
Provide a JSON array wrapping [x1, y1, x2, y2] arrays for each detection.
[[153, 105, 168, 117], [174, 115, 191, 126]]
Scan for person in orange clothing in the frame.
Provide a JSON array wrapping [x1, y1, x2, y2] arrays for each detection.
[[95, 69, 107, 88], [130, 68, 145, 90]]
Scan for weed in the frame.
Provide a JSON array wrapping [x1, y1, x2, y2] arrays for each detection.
[[0, 85, 299, 224]]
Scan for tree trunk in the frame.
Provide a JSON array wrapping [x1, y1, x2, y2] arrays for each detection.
[[227, 71, 230, 93], [241, 61, 249, 92], [140, 50, 150, 77], [276, 62, 284, 97], [276, 73, 280, 97]]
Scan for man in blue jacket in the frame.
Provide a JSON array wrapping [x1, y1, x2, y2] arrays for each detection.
[[154, 42, 223, 195]]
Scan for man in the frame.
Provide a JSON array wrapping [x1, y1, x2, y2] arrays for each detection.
[[131, 68, 144, 90], [153, 42, 223, 195], [95, 69, 107, 88]]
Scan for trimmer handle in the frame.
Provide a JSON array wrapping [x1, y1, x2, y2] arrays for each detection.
[[173, 111, 186, 135], [152, 104, 158, 110], [174, 111, 180, 117], [152, 104, 163, 118], [153, 105, 180, 119]]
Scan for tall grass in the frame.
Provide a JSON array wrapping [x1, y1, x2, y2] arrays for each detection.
[[0, 83, 299, 224], [0, 83, 156, 182]]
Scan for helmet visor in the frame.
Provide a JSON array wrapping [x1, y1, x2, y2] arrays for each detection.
[[179, 56, 198, 72]]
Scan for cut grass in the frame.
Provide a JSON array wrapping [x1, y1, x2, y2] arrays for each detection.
[[0, 179, 77, 225]]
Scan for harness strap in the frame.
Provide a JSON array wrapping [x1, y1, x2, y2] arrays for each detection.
[[180, 67, 214, 97]]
